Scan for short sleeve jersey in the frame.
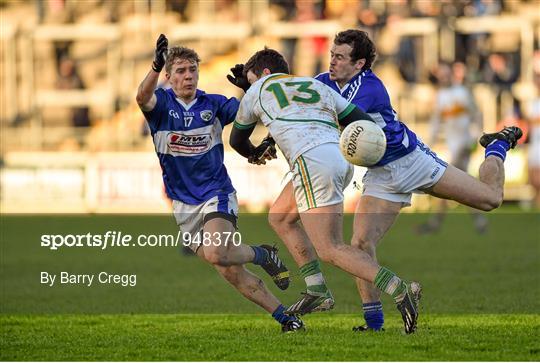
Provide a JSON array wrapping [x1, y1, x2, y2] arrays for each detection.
[[234, 73, 355, 165], [316, 70, 418, 166], [142, 87, 239, 204]]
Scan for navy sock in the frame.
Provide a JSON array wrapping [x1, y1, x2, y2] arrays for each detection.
[[272, 304, 292, 324], [485, 140, 510, 161], [251, 246, 268, 265], [363, 302, 384, 330]]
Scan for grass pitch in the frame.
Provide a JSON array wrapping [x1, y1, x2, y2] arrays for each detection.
[[2, 314, 538, 361], [1, 211, 539, 360]]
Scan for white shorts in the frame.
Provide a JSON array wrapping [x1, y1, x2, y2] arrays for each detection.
[[292, 143, 354, 212], [362, 142, 448, 206], [172, 191, 238, 253]]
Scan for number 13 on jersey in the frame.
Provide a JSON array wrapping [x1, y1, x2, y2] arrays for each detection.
[[265, 81, 321, 108]]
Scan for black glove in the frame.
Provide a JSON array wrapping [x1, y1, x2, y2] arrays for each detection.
[[248, 136, 277, 165], [227, 64, 250, 92], [152, 34, 168, 73]]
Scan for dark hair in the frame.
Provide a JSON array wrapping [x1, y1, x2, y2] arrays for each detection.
[[243, 47, 290, 77], [165, 46, 201, 74], [334, 29, 376, 71]]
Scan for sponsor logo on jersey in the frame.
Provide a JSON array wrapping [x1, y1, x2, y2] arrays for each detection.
[[200, 110, 213, 122], [167, 132, 212, 154]]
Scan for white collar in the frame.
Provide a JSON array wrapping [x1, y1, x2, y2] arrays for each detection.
[[175, 97, 198, 110]]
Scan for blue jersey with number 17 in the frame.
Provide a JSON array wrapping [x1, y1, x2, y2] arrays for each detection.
[[316, 70, 417, 166], [142, 88, 239, 205]]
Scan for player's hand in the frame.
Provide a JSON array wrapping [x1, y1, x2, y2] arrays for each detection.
[[152, 34, 168, 73], [227, 64, 250, 92], [248, 136, 277, 165]]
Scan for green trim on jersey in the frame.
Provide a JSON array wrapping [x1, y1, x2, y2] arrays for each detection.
[[233, 120, 256, 130], [338, 103, 356, 120], [276, 117, 338, 130]]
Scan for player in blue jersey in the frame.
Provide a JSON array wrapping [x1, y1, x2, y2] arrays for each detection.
[[135, 34, 303, 333], [228, 48, 422, 335], [269, 29, 522, 332]]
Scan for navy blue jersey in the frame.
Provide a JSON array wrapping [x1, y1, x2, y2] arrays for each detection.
[[143, 88, 239, 204], [316, 70, 417, 166]]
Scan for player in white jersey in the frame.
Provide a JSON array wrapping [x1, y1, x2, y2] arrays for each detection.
[[254, 30, 522, 333], [229, 48, 422, 334], [417, 62, 488, 234]]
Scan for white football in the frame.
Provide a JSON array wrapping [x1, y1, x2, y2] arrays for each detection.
[[340, 120, 386, 166]]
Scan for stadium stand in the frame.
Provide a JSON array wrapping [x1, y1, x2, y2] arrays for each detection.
[[1, 0, 538, 211]]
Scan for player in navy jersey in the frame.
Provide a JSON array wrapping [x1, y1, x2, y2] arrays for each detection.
[[268, 29, 522, 333], [135, 34, 303, 333]]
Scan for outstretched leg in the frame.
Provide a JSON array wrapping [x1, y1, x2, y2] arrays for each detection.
[[426, 126, 522, 210], [417, 148, 487, 234]]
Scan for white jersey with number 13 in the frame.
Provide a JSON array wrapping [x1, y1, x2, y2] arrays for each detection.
[[234, 73, 355, 166]]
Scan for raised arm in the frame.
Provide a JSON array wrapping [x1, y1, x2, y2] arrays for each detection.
[[136, 34, 168, 112]]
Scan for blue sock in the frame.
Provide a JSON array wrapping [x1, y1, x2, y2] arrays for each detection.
[[363, 302, 384, 330], [251, 246, 268, 265], [485, 140, 510, 161], [272, 304, 292, 324]]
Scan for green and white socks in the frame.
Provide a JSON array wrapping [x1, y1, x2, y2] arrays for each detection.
[[374, 266, 408, 302], [300, 260, 328, 294], [300, 262, 408, 302]]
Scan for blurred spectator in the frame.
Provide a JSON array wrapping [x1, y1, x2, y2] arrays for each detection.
[[356, 1, 387, 45], [36, 0, 73, 24], [296, 0, 327, 75], [484, 53, 521, 120], [53, 41, 73, 71], [271, 0, 297, 72], [417, 61, 487, 234], [271, 0, 326, 75], [396, 36, 418, 83], [452, 61, 466, 84], [484, 53, 520, 86], [384, 5, 421, 83], [166, 0, 190, 21], [55, 57, 90, 128], [464, 0, 502, 17]]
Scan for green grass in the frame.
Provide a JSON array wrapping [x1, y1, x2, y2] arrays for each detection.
[[1, 211, 539, 360], [1, 314, 539, 361]]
